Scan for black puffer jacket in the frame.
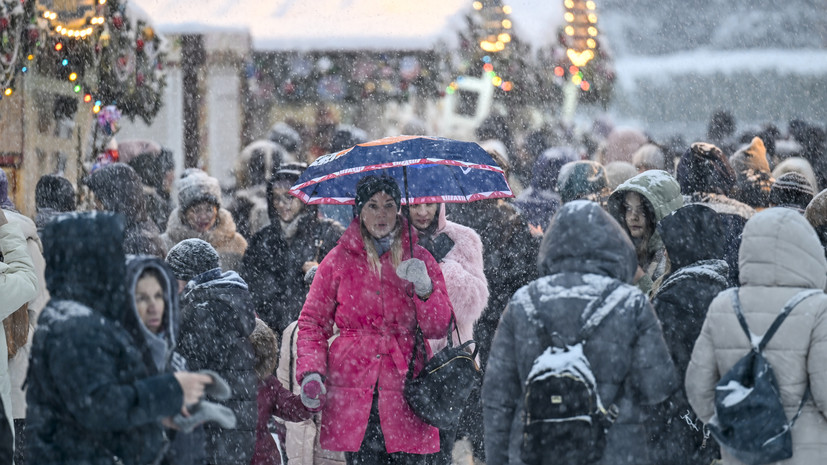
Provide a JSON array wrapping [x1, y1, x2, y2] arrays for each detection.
[[178, 269, 257, 465], [648, 204, 729, 465], [26, 213, 183, 465], [242, 210, 343, 335], [482, 201, 677, 465]]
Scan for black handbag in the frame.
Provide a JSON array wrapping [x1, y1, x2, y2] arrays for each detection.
[[404, 314, 482, 429]]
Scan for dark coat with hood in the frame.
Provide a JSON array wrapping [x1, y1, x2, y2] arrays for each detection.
[[676, 143, 754, 286], [448, 200, 539, 372], [647, 205, 729, 465], [242, 180, 344, 334], [26, 213, 184, 465], [481, 200, 678, 465], [85, 163, 167, 258], [125, 255, 207, 465], [178, 268, 258, 465]]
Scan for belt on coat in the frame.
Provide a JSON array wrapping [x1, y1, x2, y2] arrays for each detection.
[[339, 327, 415, 375]]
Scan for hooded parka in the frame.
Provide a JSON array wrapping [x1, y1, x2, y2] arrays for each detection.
[[607, 170, 684, 295], [125, 255, 207, 465], [647, 204, 729, 464], [296, 217, 453, 454], [686, 208, 827, 465], [482, 200, 678, 465], [26, 213, 184, 465]]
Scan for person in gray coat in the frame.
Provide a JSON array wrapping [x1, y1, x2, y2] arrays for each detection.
[[482, 200, 678, 465]]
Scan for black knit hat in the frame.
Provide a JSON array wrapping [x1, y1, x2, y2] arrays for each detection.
[[271, 162, 308, 186], [165, 238, 220, 281], [354, 175, 402, 215], [770, 172, 814, 211]]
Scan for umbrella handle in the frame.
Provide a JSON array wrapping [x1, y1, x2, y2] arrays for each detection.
[[403, 166, 414, 259]]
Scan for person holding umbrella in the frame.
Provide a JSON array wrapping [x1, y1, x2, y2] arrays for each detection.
[[296, 174, 453, 464]]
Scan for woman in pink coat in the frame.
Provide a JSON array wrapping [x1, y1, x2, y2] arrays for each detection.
[[296, 175, 453, 465]]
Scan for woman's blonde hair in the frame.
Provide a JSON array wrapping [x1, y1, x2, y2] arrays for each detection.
[[360, 218, 403, 274]]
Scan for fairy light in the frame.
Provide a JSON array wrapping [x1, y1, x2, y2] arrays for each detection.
[[472, 1, 482, 9], [69, 72, 78, 81], [4, 88, 12, 96]]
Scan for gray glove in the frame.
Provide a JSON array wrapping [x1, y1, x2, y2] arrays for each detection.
[[300, 372, 326, 411], [304, 265, 318, 285], [197, 369, 232, 400], [396, 258, 433, 298], [172, 401, 237, 433]]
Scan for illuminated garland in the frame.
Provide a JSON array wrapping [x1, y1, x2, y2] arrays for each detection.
[[2, 0, 165, 123]]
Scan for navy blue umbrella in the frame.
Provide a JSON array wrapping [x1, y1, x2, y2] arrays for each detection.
[[289, 135, 513, 206]]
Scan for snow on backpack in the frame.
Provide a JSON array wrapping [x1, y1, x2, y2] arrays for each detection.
[[708, 288, 820, 465], [520, 281, 622, 465]]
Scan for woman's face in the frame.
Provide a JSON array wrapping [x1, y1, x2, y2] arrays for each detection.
[[623, 192, 650, 239], [135, 274, 165, 334], [271, 185, 304, 222], [185, 201, 218, 232], [410, 203, 439, 231], [361, 191, 398, 239]]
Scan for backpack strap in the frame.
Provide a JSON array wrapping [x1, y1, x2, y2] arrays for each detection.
[[529, 279, 624, 348], [579, 281, 624, 341], [730, 289, 821, 352]]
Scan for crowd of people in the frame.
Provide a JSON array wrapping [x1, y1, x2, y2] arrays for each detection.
[[0, 110, 826, 465]]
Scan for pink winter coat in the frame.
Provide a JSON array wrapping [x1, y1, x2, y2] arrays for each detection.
[[296, 217, 453, 454], [426, 205, 488, 357]]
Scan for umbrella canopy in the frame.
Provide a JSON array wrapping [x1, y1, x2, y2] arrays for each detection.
[[289, 135, 513, 205]]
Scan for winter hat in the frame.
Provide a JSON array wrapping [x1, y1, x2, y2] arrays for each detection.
[[557, 160, 608, 204], [355, 175, 402, 215], [657, 204, 725, 269], [85, 163, 145, 220], [605, 161, 638, 191], [676, 142, 736, 196], [772, 157, 818, 192], [250, 319, 280, 380], [770, 172, 814, 211], [729, 137, 770, 174], [531, 147, 580, 192], [268, 122, 301, 153], [331, 125, 368, 152], [631, 144, 666, 172], [235, 140, 285, 189], [271, 162, 307, 187], [165, 238, 220, 281], [35, 174, 76, 212], [0, 169, 14, 210], [176, 171, 222, 213]]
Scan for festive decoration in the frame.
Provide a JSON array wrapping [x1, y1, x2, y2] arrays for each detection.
[[0, 0, 36, 98]]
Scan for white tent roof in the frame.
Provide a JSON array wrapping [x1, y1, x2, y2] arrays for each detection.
[[130, 0, 563, 51]]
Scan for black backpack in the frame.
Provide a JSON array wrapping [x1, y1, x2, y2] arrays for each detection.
[[708, 288, 820, 465], [520, 281, 622, 465]]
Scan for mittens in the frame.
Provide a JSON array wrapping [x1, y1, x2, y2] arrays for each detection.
[[396, 258, 433, 298], [196, 369, 232, 400], [172, 401, 237, 433], [300, 372, 326, 412], [304, 265, 318, 284]]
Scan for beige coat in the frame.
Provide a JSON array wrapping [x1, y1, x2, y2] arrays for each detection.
[[0, 218, 38, 432], [686, 207, 827, 465], [5, 211, 48, 420], [161, 207, 248, 273], [277, 321, 344, 465]]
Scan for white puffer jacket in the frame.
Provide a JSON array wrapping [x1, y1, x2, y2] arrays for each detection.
[[686, 207, 827, 465]]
